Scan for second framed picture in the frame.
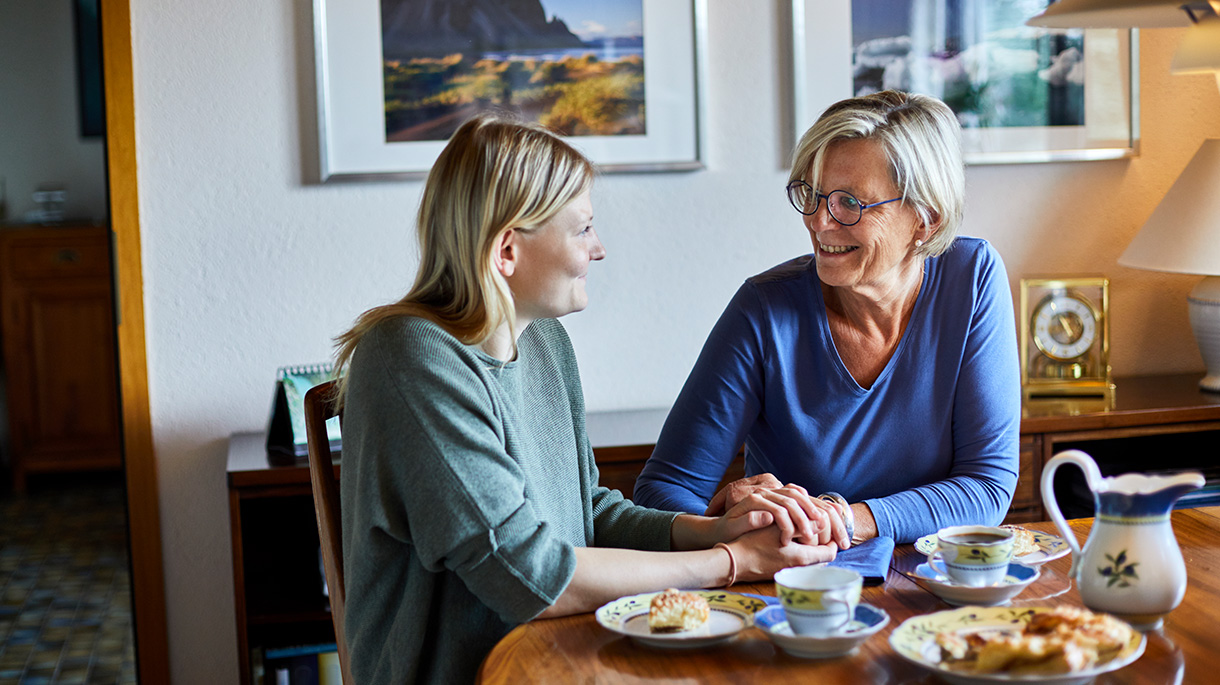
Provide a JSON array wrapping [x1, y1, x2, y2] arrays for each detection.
[[792, 0, 1139, 164], [314, 0, 708, 181]]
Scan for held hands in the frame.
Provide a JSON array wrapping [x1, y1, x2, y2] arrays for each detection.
[[707, 474, 851, 550], [724, 524, 838, 583], [704, 473, 785, 515]]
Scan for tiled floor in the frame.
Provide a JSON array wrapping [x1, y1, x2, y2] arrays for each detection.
[[0, 475, 136, 684]]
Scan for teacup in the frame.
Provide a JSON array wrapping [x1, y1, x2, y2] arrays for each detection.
[[774, 566, 862, 637], [931, 525, 1015, 587]]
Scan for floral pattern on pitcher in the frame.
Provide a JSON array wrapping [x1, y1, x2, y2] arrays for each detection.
[[1098, 549, 1140, 588]]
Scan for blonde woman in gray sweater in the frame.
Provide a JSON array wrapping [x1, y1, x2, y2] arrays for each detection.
[[333, 114, 840, 685]]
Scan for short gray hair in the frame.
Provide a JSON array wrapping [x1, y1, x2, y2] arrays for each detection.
[[789, 91, 964, 257]]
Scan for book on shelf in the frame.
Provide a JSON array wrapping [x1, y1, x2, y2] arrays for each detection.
[[317, 650, 342, 685], [319, 546, 329, 599], [250, 647, 266, 685], [264, 643, 338, 685], [266, 363, 341, 464], [288, 654, 318, 685]]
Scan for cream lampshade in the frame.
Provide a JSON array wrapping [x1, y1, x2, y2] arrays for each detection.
[[1026, 0, 1197, 28], [1171, 14, 1220, 91], [1118, 140, 1220, 392], [1026, 1, 1217, 28]]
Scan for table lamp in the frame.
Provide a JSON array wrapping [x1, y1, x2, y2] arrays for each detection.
[[1117, 141, 1220, 392], [1170, 12, 1220, 91]]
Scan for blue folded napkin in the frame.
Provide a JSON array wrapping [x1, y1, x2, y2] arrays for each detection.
[[738, 537, 896, 605], [828, 536, 895, 585]]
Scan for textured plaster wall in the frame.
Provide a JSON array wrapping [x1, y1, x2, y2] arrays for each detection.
[[127, 0, 1220, 681]]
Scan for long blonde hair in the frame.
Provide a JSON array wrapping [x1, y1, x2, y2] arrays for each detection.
[[333, 113, 593, 399]]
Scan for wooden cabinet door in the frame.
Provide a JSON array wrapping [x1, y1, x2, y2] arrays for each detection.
[[2, 268, 122, 483], [1003, 435, 1043, 523]]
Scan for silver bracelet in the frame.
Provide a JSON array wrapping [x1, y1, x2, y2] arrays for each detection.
[[817, 491, 854, 545]]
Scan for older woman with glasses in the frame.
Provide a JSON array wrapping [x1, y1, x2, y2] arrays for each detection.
[[633, 90, 1021, 548]]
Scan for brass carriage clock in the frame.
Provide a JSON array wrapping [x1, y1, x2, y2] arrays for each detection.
[[1019, 277, 1113, 402]]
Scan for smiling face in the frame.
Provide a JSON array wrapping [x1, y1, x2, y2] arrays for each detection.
[[505, 189, 605, 322], [803, 138, 927, 295]]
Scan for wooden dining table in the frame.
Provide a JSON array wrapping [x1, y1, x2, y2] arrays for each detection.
[[477, 506, 1220, 684]]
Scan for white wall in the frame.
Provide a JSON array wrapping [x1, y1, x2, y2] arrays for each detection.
[[128, 1, 1220, 681], [0, 0, 109, 224]]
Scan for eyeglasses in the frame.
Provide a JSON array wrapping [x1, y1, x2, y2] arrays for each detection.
[[786, 180, 902, 226]]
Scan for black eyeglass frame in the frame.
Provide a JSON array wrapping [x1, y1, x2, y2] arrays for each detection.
[[786, 180, 903, 226]]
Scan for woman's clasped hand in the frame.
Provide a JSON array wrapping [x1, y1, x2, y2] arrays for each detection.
[[706, 475, 852, 549]]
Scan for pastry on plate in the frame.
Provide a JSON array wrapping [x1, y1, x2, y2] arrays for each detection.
[[648, 589, 710, 633], [934, 606, 1135, 675], [1001, 524, 1039, 557]]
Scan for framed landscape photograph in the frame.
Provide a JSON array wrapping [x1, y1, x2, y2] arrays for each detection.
[[792, 0, 1139, 164], [314, 0, 708, 181]]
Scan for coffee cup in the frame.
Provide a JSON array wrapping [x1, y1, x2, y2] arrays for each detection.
[[931, 525, 1015, 587], [774, 565, 862, 637]]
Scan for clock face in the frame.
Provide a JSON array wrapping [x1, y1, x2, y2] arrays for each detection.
[[1031, 293, 1097, 361]]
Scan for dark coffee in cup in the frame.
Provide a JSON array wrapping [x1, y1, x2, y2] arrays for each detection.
[[944, 533, 1008, 545]]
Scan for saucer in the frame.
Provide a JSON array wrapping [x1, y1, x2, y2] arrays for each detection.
[[910, 558, 1039, 606], [754, 603, 889, 658]]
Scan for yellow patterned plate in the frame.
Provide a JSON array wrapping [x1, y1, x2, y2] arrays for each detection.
[[889, 606, 1145, 685], [594, 590, 768, 649]]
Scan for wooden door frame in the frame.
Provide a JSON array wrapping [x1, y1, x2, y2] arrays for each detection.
[[101, 0, 172, 681]]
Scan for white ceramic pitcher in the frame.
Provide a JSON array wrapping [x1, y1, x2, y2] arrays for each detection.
[[1041, 449, 1205, 630]]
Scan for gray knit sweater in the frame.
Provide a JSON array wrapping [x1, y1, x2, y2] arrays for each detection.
[[340, 316, 677, 684]]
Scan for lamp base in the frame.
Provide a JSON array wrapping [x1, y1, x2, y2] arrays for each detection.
[[1189, 276, 1220, 393]]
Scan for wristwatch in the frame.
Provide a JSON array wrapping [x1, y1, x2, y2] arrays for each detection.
[[817, 492, 854, 545]]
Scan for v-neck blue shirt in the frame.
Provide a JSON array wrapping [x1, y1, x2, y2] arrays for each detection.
[[634, 237, 1021, 543]]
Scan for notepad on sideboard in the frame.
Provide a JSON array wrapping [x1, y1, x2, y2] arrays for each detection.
[[266, 362, 341, 464]]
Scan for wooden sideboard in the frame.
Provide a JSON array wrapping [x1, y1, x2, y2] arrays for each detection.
[[0, 224, 123, 492], [226, 373, 1220, 683], [1016, 373, 1220, 521], [228, 433, 338, 685]]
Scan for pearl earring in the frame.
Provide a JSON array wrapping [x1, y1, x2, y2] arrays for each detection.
[[915, 239, 924, 247]]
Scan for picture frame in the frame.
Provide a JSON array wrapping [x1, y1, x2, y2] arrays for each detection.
[[73, 0, 104, 138], [313, 0, 708, 182], [791, 0, 1139, 165]]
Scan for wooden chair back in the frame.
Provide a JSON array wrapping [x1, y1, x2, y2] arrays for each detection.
[[303, 379, 355, 684]]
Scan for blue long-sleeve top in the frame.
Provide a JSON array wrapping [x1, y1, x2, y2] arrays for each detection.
[[633, 237, 1021, 543]]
